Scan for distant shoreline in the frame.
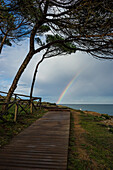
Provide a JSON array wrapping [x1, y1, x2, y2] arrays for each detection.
[[58, 104, 113, 127], [59, 103, 113, 116]]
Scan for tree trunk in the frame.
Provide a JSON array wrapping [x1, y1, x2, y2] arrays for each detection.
[[30, 56, 44, 99], [5, 50, 34, 103], [5, 23, 41, 104], [0, 30, 9, 54]]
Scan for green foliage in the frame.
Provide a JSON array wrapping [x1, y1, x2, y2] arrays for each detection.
[[18, 0, 42, 21], [0, 0, 30, 53], [38, 25, 50, 34], [101, 114, 110, 119], [35, 25, 50, 46], [46, 34, 76, 54]]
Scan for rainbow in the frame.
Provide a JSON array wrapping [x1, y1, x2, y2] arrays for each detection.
[[56, 71, 82, 104]]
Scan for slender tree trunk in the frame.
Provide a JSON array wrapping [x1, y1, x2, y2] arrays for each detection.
[[30, 56, 44, 99], [0, 30, 9, 54], [5, 50, 34, 103], [5, 23, 41, 104]]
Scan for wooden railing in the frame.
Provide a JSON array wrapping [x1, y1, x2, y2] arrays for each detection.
[[0, 91, 42, 122]]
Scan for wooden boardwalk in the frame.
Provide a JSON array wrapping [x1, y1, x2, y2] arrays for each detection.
[[0, 110, 70, 170]]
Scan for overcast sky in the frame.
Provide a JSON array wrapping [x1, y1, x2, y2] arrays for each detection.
[[0, 39, 113, 104]]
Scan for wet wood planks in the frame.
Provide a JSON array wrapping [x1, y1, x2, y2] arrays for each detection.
[[0, 110, 70, 169]]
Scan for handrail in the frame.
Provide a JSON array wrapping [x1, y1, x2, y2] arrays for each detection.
[[0, 91, 41, 100], [0, 90, 42, 122], [0, 102, 14, 105]]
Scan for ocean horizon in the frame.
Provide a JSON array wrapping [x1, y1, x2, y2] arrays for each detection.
[[61, 104, 113, 116]]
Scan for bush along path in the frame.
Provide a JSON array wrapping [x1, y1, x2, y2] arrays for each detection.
[[68, 109, 113, 170]]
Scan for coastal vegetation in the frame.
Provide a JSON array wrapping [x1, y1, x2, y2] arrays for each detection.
[[68, 109, 113, 170]]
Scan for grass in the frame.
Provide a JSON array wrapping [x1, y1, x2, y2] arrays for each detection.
[[0, 100, 57, 149], [0, 107, 47, 148], [68, 112, 92, 170], [68, 111, 113, 170], [80, 113, 113, 169]]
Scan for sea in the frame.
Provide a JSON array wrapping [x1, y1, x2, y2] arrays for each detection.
[[61, 104, 113, 116]]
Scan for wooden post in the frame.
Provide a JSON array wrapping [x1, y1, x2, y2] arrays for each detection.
[[39, 98, 41, 110], [30, 99, 33, 114], [14, 94, 17, 101], [14, 103, 18, 122]]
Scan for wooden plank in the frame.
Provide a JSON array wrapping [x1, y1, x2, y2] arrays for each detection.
[[0, 110, 70, 170]]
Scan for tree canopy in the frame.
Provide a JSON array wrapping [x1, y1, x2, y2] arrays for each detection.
[[1, 0, 113, 57], [17, 0, 113, 58], [2, 0, 113, 103], [0, 0, 31, 53]]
